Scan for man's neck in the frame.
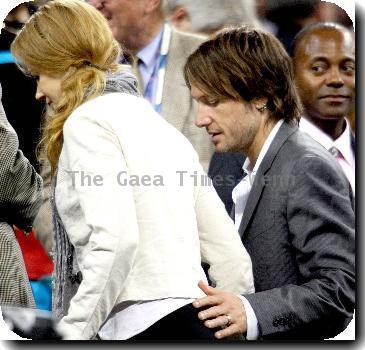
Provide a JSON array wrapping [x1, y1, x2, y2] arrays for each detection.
[[128, 20, 164, 56], [305, 115, 346, 141], [246, 119, 278, 167]]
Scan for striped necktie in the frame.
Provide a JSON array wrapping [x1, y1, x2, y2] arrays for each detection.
[[131, 56, 144, 94]]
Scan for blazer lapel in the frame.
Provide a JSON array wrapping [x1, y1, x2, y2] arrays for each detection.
[[237, 171, 265, 237], [238, 122, 298, 237]]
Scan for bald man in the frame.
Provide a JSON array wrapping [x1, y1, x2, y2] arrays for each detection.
[[292, 22, 355, 193]]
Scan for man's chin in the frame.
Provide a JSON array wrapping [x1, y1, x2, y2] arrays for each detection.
[[214, 144, 231, 153], [317, 105, 352, 120], [313, 113, 346, 121]]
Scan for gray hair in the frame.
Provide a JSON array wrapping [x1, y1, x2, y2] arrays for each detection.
[[163, 0, 260, 33]]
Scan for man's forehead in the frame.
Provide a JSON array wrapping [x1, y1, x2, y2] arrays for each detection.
[[298, 28, 355, 58], [190, 84, 206, 98]]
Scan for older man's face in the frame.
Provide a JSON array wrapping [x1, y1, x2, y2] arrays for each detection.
[[87, 0, 148, 53]]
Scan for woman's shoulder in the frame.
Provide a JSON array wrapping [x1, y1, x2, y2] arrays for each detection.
[[66, 93, 145, 128], [78, 92, 142, 116]]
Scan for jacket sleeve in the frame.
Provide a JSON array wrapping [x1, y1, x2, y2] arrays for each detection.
[[194, 163, 255, 295], [244, 155, 355, 339], [57, 114, 139, 340], [0, 86, 42, 231]]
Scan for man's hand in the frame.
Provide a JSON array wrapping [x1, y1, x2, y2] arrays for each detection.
[[193, 280, 247, 339]]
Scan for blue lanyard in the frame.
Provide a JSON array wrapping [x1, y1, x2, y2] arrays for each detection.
[[143, 23, 171, 114], [0, 51, 15, 64]]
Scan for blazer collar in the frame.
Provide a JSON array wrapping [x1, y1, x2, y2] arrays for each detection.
[[238, 121, 298, 236]]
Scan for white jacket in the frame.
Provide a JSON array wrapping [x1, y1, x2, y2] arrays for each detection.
[[56, 93, 254, 339]]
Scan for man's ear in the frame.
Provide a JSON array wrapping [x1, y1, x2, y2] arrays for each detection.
[[253, 98, 268, 111], [169, 5, 189, 28]]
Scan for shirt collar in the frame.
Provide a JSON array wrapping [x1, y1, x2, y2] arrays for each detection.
[[333, 120, 355, 167], [299, 117, 354, 167], [242, 119, 284, 175], [137, 26, 164, 71]]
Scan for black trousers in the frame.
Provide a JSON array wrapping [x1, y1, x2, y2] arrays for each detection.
[[128, 303, 221, 342]]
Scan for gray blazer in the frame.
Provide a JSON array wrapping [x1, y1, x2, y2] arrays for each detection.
[[0, 84, 42, 308], [241, 122, 355, 339]]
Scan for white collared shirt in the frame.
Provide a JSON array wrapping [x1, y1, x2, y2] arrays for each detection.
[[299, 117, 355, 193], [137, 26, 163, 94], [232, 119, 284, 230], [232, 119, 284, 340]]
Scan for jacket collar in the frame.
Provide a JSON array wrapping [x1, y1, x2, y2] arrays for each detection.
[[238, 121, 298, 236]]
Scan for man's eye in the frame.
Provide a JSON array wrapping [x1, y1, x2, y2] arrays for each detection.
[[342, 64, 355, 74], [206, 99, 219, 107], [311, 65, 325, 73]]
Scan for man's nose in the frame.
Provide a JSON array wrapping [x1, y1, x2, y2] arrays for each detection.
[[326, 67, 344, 88], [195, 105, 212, 128]]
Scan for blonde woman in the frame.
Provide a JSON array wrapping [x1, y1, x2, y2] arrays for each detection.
[[11, 0, 254, 340]]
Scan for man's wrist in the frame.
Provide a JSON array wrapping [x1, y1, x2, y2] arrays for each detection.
[[238, 295, 259, 340]]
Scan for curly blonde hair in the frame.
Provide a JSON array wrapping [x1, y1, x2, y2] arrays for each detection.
[[11, 0, 121, 174]]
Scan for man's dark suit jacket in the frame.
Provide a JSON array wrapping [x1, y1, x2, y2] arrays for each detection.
[[208, 152, 246, 213], [238, 121, 355, 339], [209, 123, 355, 214]]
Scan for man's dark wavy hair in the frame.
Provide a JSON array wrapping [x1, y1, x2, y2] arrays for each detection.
[[184, 25, 302, 124]]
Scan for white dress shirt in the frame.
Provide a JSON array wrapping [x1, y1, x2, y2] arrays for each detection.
[[299, 117, 355, 193], [232, 119, 284, 340], [136, 26, 163, 99]]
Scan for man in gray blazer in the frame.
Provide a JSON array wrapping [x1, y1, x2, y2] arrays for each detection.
[[86, 0, 213, 171], [0, 83, 42, 308], [184, 26, 355, 339]]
